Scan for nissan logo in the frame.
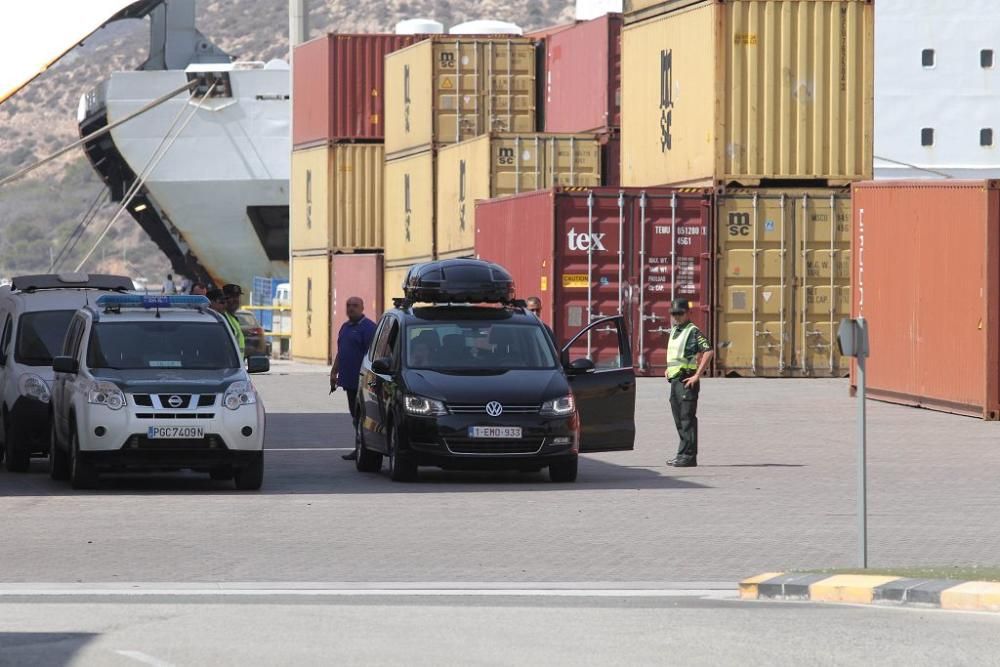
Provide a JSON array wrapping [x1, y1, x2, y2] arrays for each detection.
[[167, 395, 183, 408], [485, 401, 503, 417]]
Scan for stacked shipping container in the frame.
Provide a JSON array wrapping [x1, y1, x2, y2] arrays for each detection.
[[613, 0, 873, 377], [290, 34, 410, 362], [382, 31, 621, 301]]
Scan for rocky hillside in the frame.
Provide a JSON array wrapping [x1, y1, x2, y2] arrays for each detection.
[[0, 0, 574, 281]]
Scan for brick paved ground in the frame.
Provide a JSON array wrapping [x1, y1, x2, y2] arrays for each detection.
[[1, 366, 998, 583]]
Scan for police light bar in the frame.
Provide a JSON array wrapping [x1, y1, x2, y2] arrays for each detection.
[[96, 295, 210, 310]]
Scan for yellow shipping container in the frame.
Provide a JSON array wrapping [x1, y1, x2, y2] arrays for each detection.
[[384, 150, 436, 266], [290, 144, 384, 253], [290, 252, 332, 364], [621, 0, 874, 187], [436, 133, 602, 259], [383, 264, 412, 312], [384, 37, 537, 158], [715, 187, 851, 377]]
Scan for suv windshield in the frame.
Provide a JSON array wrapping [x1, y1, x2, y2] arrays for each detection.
[[406, 322, 557, 371], [15, 310, 76, 366], [87, 321, 240, 371]]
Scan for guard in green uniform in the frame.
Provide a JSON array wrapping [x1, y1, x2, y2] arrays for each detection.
[[665, 299, 714, 468]]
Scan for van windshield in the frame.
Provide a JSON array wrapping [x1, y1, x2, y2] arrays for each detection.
[[87, 321, 240, 371], [15, 310, 76, 366], [406, 322, 557, 371]]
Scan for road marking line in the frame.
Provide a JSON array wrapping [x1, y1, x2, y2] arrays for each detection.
[[263, 447, 353, 451], [0, 588, 735, 599], [115, 650, 176, 667]]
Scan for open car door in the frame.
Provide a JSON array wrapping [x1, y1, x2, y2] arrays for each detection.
[[561, 315, 636, 452]]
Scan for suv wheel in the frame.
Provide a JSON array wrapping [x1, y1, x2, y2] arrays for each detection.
[[387, 424, 417, 483], [355, 414, 382, 473], [69, 429, 99, 490], [49, 424, 69, 481], [3, 412, 30, 473], [548, 456, 579, 483], [234, 452, 263, 490]]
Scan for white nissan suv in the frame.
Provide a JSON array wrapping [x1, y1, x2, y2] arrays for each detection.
[[49, 295, 269, 490]]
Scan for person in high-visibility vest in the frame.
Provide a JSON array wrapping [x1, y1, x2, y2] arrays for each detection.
[[665, 298, 714, 468], [222, 284, 247, 358]]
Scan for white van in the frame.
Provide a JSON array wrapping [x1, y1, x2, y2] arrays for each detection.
[[0, 273, 134, 471]]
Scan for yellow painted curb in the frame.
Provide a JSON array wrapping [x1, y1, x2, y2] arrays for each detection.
[[738, 572, 784, 600], [809, 575, 901, 604], [940, 581, 1000, 612]]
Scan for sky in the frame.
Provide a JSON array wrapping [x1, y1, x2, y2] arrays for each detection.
[[0, 0, 136, 103]]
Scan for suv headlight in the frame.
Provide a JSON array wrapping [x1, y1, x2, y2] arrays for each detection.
[[404, 394, 447, 416], [18, 373, 51, 404], [541, 394, 575, 416], [224, 381, 257, 410], [87, 381, 125, 410]]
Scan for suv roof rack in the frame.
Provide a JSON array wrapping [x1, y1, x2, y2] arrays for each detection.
[[402, 259, 516, 305], [10, 273, 134, 293]]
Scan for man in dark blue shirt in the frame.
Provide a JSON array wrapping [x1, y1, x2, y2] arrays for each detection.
[[330, 296, 377, 461]]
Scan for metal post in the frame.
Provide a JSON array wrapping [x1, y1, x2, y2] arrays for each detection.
[[857, 317, 868, 569]]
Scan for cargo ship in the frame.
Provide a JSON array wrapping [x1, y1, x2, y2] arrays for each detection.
[[76, 0, 290, 288]]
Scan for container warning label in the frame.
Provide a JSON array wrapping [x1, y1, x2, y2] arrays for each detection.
[[562, 274, 589, 288], [540, 276, 548, 292], [735, 33, 758, 46]]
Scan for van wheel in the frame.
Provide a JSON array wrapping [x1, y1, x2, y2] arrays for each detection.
[[387, 425, 417, 483], [49, 424, 69, 481], [234, 452, 263, 490], [355, 416, 382, 473], [3, 413, 30, 473], [548, 457, 578, 483], [69, 429, 99, 490]]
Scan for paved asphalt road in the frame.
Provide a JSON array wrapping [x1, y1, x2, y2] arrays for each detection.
[[1, 589, 999, 666], [2, 365, 998, 584], [3, 364, 1000, 663]]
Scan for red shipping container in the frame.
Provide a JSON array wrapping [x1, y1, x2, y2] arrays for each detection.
[[542, 14, 622, 133], [292, 34, 421, 148], [475, 188, 713, 376], [330, 253, 384, 363], [851, 180, 1000, 419]]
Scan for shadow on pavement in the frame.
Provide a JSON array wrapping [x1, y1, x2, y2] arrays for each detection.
[[0, 632, 98, 666], [0, 412, 712, 495]]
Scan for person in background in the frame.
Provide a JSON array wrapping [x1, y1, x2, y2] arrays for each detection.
[[207, 288, 227, 315], [332, 296, 377, 461], [190, 282, 208, 296], [163, 274, 177, 294], [526, 296, 557, 349], [665, 299, 714, 468], [222, 284, 246, 357]]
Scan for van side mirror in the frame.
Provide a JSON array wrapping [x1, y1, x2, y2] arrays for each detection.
[[53, 356, 79, 374], [246, 356, 270, 374], [567, 358, 596, 374], [372, 357, 392, 375]]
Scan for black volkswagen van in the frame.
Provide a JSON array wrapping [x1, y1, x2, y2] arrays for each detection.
[[353, 259, 636, 482]]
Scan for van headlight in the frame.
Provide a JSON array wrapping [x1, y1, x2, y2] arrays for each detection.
[[224, 381, 257, 410], [404, 394, 447, 416], [18, 373, 50, 404], [540, 394, 575, 416], [87, 381, 125, 410]]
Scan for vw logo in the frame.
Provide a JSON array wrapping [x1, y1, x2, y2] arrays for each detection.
[[167, 395, 184, 408], [485, 401, 503, 417]]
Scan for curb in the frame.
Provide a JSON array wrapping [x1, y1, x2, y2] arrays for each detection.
[[740, 573, 1000, 612]]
